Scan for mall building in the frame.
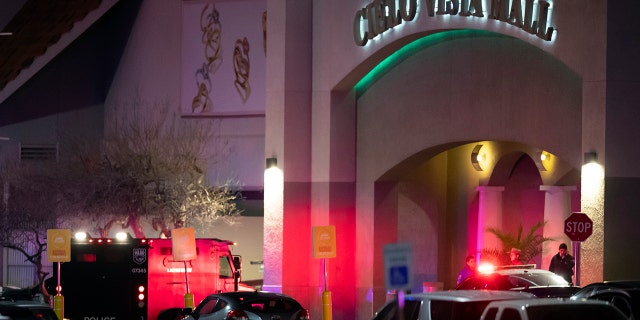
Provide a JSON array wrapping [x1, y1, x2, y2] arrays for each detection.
[[0, 0, 638, 319]]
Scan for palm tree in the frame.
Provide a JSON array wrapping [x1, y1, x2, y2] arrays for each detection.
[[481, 221, 554, 266]]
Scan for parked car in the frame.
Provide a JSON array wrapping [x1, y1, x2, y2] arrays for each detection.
[[0, 300, 58, 320], [0, 286, 43, 302], [570, 280, 640, 320], [372, 290, 537, 320], [456, 264, 577, 297], [181, 291, 309, 320], [481, 297, 628, 320]]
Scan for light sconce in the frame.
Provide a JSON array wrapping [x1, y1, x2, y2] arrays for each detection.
[[584, 151, 597, 164], [266, 157, 277, 169], [536, 151, 551, 171], [471, 144, 484, 171]]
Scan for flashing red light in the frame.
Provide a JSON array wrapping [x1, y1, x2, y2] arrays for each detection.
[[137, 285, 146, 301], [227, 309, 249, 320], [141, 239, 147, 244], [297, 309, 310, 320], [478, 262, 496, 274], [97, 239, 103, 243], [88, 239, 94, 243], [106, 239, 113, 243]]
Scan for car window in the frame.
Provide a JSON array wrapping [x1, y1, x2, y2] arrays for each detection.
[[483, 307, 498, 320], [219, 256, 233, 278], [194, 297, 219, 315], [589, 292, 634, 319], [431, 300, 492, 320], [372, 300, 421, 320], [526, 304, 627, 320], [240, 298, 299, 313], [501, 308, 522, 320]]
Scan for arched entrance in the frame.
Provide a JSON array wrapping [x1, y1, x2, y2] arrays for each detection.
[[349, 29, 582, 313], [369, 141, 579, 307]]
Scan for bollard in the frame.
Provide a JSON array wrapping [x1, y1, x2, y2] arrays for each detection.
[[322, 291, 332, 320], [184, 293, 195, 310], [53, 294, 64, 320]]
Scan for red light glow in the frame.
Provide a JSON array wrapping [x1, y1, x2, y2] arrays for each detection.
[[298, 309, 310, 320], [138, 293, 145, 301], [227, 309, 248, 319], [478, 262, 496, 274], [138, 286, 145, 293]]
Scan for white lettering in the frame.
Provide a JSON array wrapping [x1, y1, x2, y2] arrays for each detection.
[[131, 268, 147, 273], [565, 221, 592, 233], [84, 317, 116, 320], [353, 0, 555, 46], [353, 0, 419, 46]]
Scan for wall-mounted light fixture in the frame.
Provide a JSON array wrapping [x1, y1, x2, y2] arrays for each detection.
[[471, 144, 484, 171], [536, 150, 551, 171], [584, 151, 597, 164], [266, 157, 277, 169]]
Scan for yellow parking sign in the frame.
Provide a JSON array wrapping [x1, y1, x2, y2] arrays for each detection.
[[47, 229, 71, 262], [172, 227, 197, 261], [312, 226, 336, 259]]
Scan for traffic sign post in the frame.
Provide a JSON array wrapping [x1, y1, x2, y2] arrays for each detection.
[[564, 212, 593, 286], [383, 243, 413, 292], [313, 226, 336, 320]]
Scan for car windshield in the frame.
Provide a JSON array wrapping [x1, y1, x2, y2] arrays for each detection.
[[526, 304, 626, 320], [510, 273, 568, 287]]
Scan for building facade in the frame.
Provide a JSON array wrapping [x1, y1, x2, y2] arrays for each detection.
[[2, 1, 640, 319]]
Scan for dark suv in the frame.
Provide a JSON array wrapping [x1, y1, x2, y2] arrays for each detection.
[[0, 301, 58, 320]]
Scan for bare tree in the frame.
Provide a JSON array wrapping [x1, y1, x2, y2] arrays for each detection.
[[0, 161, 59, 295], [0, 93, 241, 292], [57, 94, 241, 237]]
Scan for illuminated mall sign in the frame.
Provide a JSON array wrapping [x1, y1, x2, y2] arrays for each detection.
[[354, 0, 555, 46]]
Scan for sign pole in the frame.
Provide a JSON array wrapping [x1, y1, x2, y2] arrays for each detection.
[[54, 262, 64, 320], [322, 258, 331, 320], [573, 242, 580, 286]]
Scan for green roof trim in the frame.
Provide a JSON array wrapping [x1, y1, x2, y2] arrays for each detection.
[[354, 29, 506, 96]]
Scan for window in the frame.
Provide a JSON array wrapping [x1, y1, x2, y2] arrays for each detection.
[[483, 307, 498, 320], [501, 308, 522, 320], [219, 256, 233, 278], [195, 297, 218, 315], [20, 144, 58, 161]]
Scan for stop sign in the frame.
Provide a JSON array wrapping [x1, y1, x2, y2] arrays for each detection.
[[564, 212, 593, 242]]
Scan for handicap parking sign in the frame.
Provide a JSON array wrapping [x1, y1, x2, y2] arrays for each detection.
[[383, 243, 413, 291]]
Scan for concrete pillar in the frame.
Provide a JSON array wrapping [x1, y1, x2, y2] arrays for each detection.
[[476, 186, 504, 259], [539, 185, 576, 270]]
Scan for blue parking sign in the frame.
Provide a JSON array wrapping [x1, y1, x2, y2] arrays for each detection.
[[389, 266, 408, 287], [383, 243, 413, 291]]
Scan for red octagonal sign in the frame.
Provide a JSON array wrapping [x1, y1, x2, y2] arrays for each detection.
[[564, 212, 593, 242]]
